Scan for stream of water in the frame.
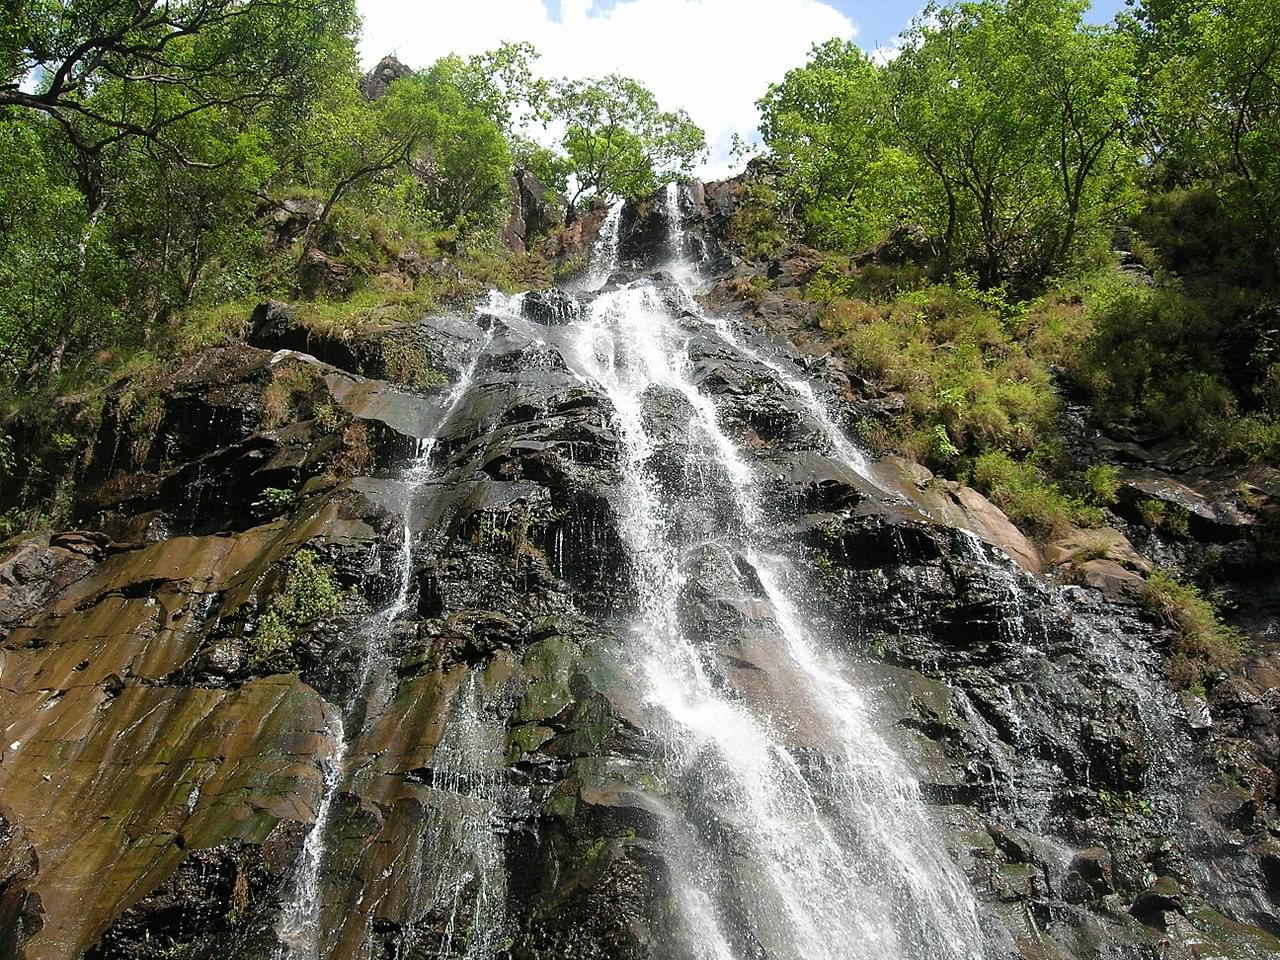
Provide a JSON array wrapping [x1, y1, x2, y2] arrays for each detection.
[[275, 329, 495, 960], [564, 187, 987, 959]]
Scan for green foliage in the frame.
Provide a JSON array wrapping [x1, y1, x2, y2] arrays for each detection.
[[1134, 0, 1280, 254], [727, 182, 790, 261], [549, 74, 707, 208], [0, 434, 14, 480], [821, 283, 1060, 466], [1137, 498, 1190, 536], [251, 549, 342, 664], [758, 0, 1139, 285], [1143, 568, 1244, 689], [252, 487, 297, 518], [756, 40, 907, 252], [1082, 463, 1121, 506], [971, 450, 1099, 536], [1069, 274, 1256, 441], [1098, 788, 1153, 818]]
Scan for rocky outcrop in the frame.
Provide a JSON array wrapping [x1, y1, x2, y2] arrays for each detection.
[[359, 55, 414, 100], [502, 169, 566, 255], [1, 182, 1277, 960]]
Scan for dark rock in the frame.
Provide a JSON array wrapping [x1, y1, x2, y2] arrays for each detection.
[[521, 289, 582, 326], [299, 247, 353, 298], [853, 224, 938, 266], [503, 168, 566, 253], [359, 54, 414, 100], [1130, 876, 1185, 921], [1066, 848, 1115, 902]]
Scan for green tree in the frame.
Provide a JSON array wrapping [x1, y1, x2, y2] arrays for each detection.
[[1, 0, 357, 210], [756, 40, 920, 250], [757, 0, 1138, 285], [301, 57, 514, 252], [1, 0, 360, 379], [886, 0, 1137, 283], [1138, 0, 1280, 260], [548, 74, 706, 210]]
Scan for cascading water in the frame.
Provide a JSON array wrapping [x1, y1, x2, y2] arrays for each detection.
[[585, 201, 624, 289], [388, 672, 515, 960], [660, 186, 875, 483], [275, 325, 495, 960], [565, 190, 989, 959]]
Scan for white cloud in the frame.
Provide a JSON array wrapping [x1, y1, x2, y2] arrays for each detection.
[[357, 0, 857, 178]]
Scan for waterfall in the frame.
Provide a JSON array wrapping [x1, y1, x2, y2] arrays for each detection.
[[390, 672, 514, 960], [275, 326, 495, 959], [660, 185, 875, 484], [565, 189, 989, 959], [585, 200, 624, 290]]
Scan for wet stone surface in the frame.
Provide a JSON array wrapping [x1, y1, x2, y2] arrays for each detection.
[[0, 183, 1277, 960]]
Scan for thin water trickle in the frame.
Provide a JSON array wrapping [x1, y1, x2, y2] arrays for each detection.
[[275, 327, 495, 960]]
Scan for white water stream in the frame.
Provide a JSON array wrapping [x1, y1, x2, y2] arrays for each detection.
[[567, 186, 987, 959]]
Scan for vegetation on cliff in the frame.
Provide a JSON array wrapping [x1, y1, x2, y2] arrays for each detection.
[[0, 5, 706, 401], [735, 0, 1277, 685]]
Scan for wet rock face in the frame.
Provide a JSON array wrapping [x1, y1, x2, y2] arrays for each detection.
[[2, 183, 1279, 960]]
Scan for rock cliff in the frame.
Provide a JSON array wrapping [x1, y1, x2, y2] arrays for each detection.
[[1, 182, 1277, 960]]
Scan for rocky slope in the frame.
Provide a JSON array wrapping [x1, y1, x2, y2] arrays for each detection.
[[0, 181, 1277, 960]]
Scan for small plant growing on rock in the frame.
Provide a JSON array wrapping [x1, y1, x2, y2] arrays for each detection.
[[313, 399, 344, 433], [1082, 463, 1120, 506], [1138, 498, 1167, 529], [128, 396, 166, 467], [250, 549, 343, 665], [0, 434, 15, 479], [1138, 498, 1190, 536], [381, 339, 447, 388], [251, 487, 297, 518], [1098, 788, 1153, 818], [1143, 568, 1243, 691], [262, 363, 319, 428], [337, 420, 373, 475]]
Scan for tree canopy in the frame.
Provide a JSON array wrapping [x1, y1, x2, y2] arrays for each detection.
[[549, 74, 706, 208], [758, 0, 1138, 286]]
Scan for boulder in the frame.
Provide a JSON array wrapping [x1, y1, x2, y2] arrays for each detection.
[[521, 289, 581, 326]]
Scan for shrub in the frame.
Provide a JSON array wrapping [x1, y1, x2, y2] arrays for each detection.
[[822, 282, 1060, 474], [728, 182, 789, 261], [252, 487, 297, 517], [262, 363, 320, 428], [250, 549, 343, 664], [1143, 569, 1243, 690], [1082, 463, 1121, 506], [970, 450, 1099, 537]]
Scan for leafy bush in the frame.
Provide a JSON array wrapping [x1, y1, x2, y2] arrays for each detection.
[[727, 182, 789, 261], [822, 283, 1060, 470], [251, 550, 343, 664], [970, 451, 1099, 537], [1082, 463, 1121, 506], [1143, 569, 1243, 690]]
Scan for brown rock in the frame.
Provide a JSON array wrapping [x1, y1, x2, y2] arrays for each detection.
[[1077, 558, 1148, 602], [1043, 527, 1152, 573]]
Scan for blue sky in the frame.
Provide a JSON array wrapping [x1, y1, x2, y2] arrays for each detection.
[[541, 0, 1130, 46]]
